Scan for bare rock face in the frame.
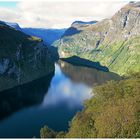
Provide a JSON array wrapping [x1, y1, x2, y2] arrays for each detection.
[[54, 2, 140, 75], [107, 2, 140, 40], [0, 22, 54, 92]]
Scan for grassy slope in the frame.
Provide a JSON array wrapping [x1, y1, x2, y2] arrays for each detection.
[[85, 37, 140, 76]]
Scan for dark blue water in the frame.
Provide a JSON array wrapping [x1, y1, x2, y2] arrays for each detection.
[[0, 60, 121, 138]]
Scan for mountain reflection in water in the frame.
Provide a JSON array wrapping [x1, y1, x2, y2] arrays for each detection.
[[0, 60, 121, 138], [41, 63, 92, 108], [0, 73, 54, 121], [59, 60, 121, 87]]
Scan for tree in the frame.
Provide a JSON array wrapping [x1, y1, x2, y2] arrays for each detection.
[[40, 125, 56, 138]]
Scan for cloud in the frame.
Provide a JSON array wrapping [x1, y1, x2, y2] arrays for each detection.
[[0, 7, 20, 21], [0, 0, 131, 28]]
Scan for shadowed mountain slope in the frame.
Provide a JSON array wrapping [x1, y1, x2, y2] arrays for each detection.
[[0, 21, 54, 92]]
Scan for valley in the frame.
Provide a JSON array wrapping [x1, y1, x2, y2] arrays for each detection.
[[0, 61, 120, 138], [0, 1, 139, 138]]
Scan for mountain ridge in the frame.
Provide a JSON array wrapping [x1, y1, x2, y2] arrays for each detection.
[[0, 21, 54, 92], [54, 2, 140, 76]]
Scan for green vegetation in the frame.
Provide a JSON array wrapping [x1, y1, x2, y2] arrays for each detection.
[[40, 126, 56, 138], [56, 34, 140, 76], [54, 2, 140, 76], [0, 23, 54, 91], [66, 73, 140, 138], [40, 126, 66, 138], [40, 73, 140, 138]]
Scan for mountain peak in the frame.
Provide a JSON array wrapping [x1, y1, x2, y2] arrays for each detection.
[[121, 1, 140, 11], [71, 20, 97, 28], [129, 1, 140, 7], [5, 22, 22, 31], [72, 21, 97, 25], [0, 21, 7, 26]]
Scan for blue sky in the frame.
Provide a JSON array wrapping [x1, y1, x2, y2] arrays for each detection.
[[0, 1, 18, 9]]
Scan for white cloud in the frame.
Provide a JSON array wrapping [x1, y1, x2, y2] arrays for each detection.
[[0, 0, 132, 28]]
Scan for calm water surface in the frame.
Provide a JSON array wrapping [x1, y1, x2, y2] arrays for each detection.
[[0, 60, 121, 138]]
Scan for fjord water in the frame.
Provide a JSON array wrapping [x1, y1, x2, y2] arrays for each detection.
[[0, 60, 121, 138]]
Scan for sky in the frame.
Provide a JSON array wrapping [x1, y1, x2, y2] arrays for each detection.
[[0, 0, 136, 29]]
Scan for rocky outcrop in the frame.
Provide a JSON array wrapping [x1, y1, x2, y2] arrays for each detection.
[[0, 21, 54, 92], [54, 2, 140, 75]]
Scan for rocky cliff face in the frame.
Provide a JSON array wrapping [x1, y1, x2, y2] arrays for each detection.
[[0, 21, 54, 92], [55, 2, 140, 75]]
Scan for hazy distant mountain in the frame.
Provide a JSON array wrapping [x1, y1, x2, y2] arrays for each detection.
[[5, 22, 22, 31], [2, 21, 66, 46], [0, 21, 6, 26], [72, 20, 97, 26], [0, 20, 22, 31], [23, 28, 66, 45]]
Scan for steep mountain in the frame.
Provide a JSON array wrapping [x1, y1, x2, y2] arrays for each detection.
[[61, 21, 97, 37], [3, 21, 65, 46], [5, 22, 22, 31], [54, 2, 140, 75], [0, 21, 54, 92], [0, 21, 6, 26], [23, 28, 66, 45]]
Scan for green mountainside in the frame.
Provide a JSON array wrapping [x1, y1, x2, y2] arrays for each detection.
[[54, 2, 140, 76], [0, 21, 54, 92]]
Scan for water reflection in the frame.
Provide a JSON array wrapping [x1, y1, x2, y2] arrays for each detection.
[[59, 60, 121, 87], [41, 64, 92, 108], [0, 60, 121, 138], [0, 73, 54, 121]]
